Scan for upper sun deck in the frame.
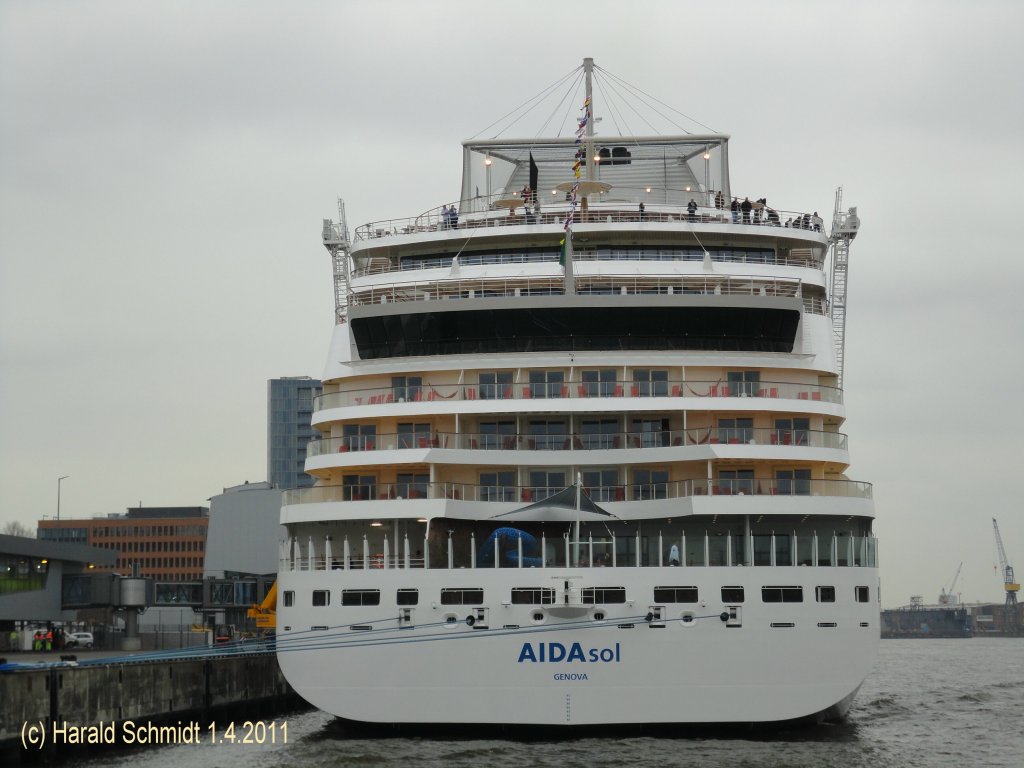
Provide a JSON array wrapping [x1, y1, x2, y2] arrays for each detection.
[[337, 133, 827, 258]]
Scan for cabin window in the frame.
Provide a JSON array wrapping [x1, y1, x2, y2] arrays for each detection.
[[397, 589, 419, 605], [721, 586, 745, 603], [855, 586, 870, 603], [581, 368, 616, 397], [479, 371, 513, 400], [391, 376, 422, 402], [527, 470, 566, 502], [312, 590, 329, 607], [816, 586, 836, 603], [441, 588, 484, 605], [343, 475, 376, 501], [395, 473, 429, 499], [528, 419, 568, 450], [581, 468, 620, 502], [582, 587, 627, 604], [633, 469, 669, 500], [775, 468, 811, 496], [283, 590, 294, 607], [342, 589, 381, 606], [653, 586, 698, 603], [631, 369, 668, 397], [774, 417, 810, 446], [718, 417, 753, 445], [528, 370, 564, 399], [479, 420, 516, 450], [761, 586, 804, 603], [630, 417, 670, 448], [397, 423, 432, 449], [579, 418, 619, 449], [511, 588, 555, 605], [727, 370, 761, 397], [480, 471, 516, 502], [342, 423, 376, 452]]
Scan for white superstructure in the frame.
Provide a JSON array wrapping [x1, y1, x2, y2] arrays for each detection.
[[277, 59, 877, 728]]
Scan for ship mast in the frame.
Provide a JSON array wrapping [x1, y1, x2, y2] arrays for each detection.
[[584, 57, 596, 183]]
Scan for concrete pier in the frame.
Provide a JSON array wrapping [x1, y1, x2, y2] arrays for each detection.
[[0, 652, 305, 761]]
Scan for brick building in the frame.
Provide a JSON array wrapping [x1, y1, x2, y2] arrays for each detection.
[[37, 506, 208, 582]]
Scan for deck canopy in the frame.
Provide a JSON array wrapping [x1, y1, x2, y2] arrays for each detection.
[[460, 135, 730, 211], [489, 485, 616, 523]]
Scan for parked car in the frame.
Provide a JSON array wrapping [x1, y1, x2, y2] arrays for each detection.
[[66, 632, 94, 649]]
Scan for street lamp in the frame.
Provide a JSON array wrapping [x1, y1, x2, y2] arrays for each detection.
[[57, 475, 69, 523]]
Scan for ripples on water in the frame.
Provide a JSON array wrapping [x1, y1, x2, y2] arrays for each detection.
[[65, 639, 1022, 768]]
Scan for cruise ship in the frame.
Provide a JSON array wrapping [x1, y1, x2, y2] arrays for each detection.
[[276, 59, 877, 728]]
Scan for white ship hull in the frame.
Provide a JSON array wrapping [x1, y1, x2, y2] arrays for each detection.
[[277, 566, 878, 726]]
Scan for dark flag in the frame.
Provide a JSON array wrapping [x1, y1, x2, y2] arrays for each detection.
[[529, 152, 538, 202]]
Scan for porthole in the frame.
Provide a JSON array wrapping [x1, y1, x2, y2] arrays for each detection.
[[531, 611, 546, 624], [680, 611, 696, 627], [443, 613, 460, 628], [593, 611, 605, 622]]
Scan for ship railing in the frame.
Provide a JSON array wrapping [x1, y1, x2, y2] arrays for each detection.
[[313, 378, 843, 411], [282, 532, 877, 571], [305, 428, 848, 457], [353, 199, 827, 242], [346, 273, 810, 309], [350, 247, 823, 278], [282, 478, 872, 506]]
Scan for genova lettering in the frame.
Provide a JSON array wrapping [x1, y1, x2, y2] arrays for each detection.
[[517, 641, 621, 663]]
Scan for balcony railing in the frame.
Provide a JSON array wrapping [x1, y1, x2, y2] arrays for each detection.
[[350, 246, 822, 278], [353, 200, 826, 243], [306, 428, 847, 458], [313, 379, 842, 411], [282, 478, 872, 506], [346, 273, 822, 314]]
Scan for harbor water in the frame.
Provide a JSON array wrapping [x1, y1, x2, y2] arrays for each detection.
[[59, 638, 1021, 768]]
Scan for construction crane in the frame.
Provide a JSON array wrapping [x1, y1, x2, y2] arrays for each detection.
[[938, 562, 963, 606], [247, 580, 277, 630], [992, 518, 1020, 634]]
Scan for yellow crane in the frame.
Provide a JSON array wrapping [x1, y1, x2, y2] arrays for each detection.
[[247, 580, 277, 629], [992, 518, 1020, 634]]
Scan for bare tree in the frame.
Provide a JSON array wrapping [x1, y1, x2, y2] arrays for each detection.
[[2, 521, 35, 538]]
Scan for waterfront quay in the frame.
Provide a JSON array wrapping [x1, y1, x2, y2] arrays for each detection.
[[0, 650, 305, 762]]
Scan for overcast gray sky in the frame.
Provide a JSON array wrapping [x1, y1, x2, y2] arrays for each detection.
[[2, 0, 1022, 607]]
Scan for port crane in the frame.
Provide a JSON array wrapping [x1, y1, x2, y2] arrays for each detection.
[[937, 562, 963, 606], [992, 518, 1020, 634]]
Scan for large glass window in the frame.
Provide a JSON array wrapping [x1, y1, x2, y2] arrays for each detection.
[[727, 370, 760, 397], [653, 586, 698, 603], [341, 589, 381, 606], [632, 369, 668, 397], [582, 587, 626, 604], [761, 586, 803, 603], [633, 468, 669, 500], [441, 588, 484, 605], [480, 471, 516, 502], [479, 371, 513, 400], [529, 370, 564, 399], [581, 368, 617, 397], [511, 588, 555, 605]]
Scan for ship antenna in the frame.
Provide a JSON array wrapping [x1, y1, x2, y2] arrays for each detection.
[[584, 57, 595, 182]]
